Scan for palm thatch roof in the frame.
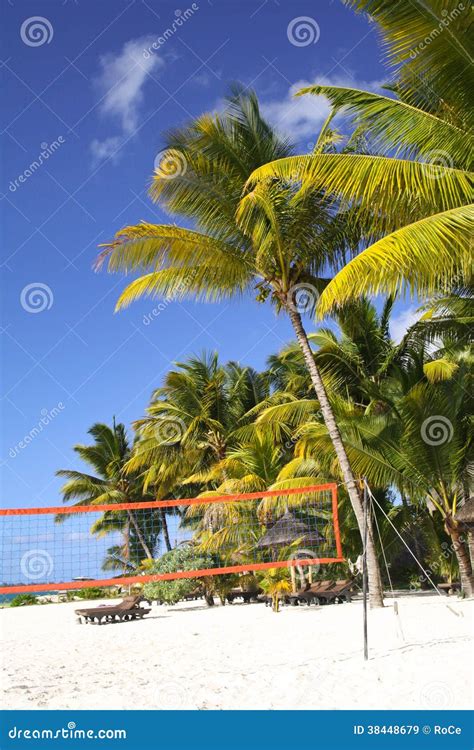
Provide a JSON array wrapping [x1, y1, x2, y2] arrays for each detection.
[[454, 498, 474, 525], [256, 511, 325, 549]]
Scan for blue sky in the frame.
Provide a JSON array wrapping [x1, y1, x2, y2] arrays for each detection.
[[1, 0, 415, 516]]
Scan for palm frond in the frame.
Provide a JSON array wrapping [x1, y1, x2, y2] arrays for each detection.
[[297, 85, 472, 169], [247, 154, 473, 238], [317, 205, 474, 315]]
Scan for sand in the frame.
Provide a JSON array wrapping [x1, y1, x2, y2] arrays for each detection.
[[0, 594, 472, 710]]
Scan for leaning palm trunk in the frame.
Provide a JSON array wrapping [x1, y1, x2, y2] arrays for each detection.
[[159, 507, 172, 552], [447, 523, 474, 598], [127, 510, 153, 559], [286, 305, 384, 607]]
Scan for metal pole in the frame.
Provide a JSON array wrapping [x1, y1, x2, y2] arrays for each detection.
[[362, 479, 369, 661]]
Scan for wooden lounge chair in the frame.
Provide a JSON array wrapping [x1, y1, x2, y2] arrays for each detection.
[[226, 588, 261, 604], [438, 582, 461, 596], [75, 595, 150, 625], [289, 579, 354, 606], [183, 587, 203, 601], [317, 579, 354, 604], [289, 580, 331, 606]]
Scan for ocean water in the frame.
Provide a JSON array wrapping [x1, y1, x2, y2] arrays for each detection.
[[0, 591, 59, 604]]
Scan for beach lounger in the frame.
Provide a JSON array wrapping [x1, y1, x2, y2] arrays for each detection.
[[438, 582, 461, 596], [317, 579, 354, 604], [288, 580, 332, 606], [183, 587, 203, 601], [75, 595, 150, 625], [226, 588, 261, 604], [289, 579, 354, 606]]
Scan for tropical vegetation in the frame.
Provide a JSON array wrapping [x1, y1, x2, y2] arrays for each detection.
[[56, 0, 472, 605]]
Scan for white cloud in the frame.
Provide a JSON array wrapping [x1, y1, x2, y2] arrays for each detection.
[[90, 136, 123, 164], [390, 306, 420, 343], [191, 70, 214, 88], [261, 75, 385, 143], [90, 37, 164, 163]]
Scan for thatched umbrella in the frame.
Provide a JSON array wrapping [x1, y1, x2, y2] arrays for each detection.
[[256, 511, 325, 549], [257, 511, 325, 591]]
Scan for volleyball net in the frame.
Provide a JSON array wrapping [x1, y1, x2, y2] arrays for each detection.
[[0, 483, 343, 595]]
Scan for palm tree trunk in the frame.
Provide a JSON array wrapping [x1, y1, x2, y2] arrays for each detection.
[[286, 305, 384, 607], [449, 526, 474, 597], [127, 510, 153, 559], [290, 565, 297, 593], [124, 518, 130, 574], [160, 507, 172, 552], [467, 529, 474, 572]]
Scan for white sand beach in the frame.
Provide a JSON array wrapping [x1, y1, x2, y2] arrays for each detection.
[[1, 595, 472, 711]]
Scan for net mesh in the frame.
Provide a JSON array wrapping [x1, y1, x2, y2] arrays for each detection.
[[0, 484, 342, 595]]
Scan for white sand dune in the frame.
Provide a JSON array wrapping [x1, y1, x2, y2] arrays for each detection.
[[0, 595, 472, 710]]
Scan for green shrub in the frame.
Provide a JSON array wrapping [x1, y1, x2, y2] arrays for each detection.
[[10, 593, 38, 607], [143, 546, 233, 605]]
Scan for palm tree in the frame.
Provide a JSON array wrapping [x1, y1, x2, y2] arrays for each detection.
[[178, 424, 340, 598], [246, 1, 472, 316], [97, 90, 385, 606], [56, 421, 157, 566], [264, 296, 398, 406], [126, 353, 268, 551], [252, 296, 473, 587], [403, 289, 474, 385], [127, 352, 268, 481], [294, 366, 474, 596], [258, 566, 292, 612]]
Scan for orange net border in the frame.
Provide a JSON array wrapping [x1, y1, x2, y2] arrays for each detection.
[[0, 483, 343, 594]]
